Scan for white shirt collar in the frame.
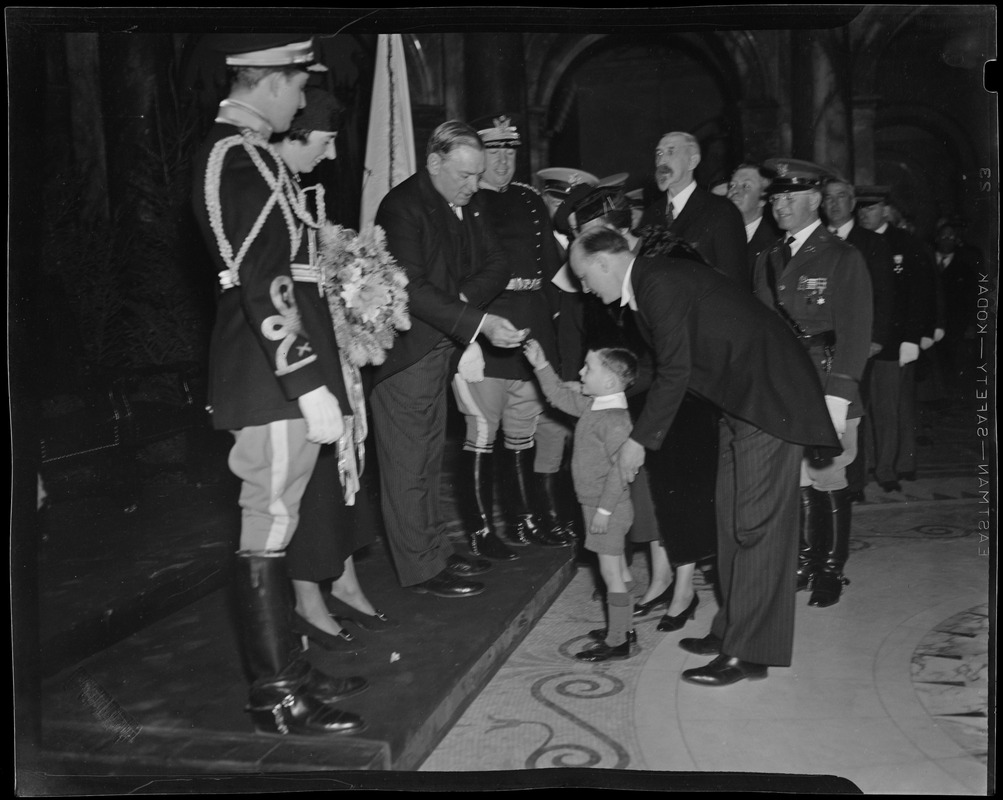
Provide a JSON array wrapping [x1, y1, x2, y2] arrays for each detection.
[[591, 391, 628, 410], [744, 215, 763, 243], [668, 179, 697, 217], [875, 222, 889, 235], [831, 219, 854, 239], [786, 218, 823, 257], [620, 257, 638, 311]]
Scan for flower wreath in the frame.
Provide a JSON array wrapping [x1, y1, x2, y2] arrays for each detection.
[[318, 223, 411, 368]]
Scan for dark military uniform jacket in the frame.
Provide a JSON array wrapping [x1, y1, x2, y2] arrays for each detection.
[[753, 222, 873, 418], [478, 182, 562, 380], [192, 119, 349, 431]]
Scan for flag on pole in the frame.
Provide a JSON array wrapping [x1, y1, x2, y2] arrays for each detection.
[[360, 34, 416, 229]]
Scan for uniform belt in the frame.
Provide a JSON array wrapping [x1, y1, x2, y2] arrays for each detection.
[[505, 277, 542, 292], [291, 263, 321, 283], [799, 330, 836, 349]]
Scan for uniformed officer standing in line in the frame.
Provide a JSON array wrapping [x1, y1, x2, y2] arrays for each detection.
[[452, 116, 572, 554], [753, 159, 873, 608]]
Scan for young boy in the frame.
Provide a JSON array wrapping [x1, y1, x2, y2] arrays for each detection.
[[524, 338, 639, 662]]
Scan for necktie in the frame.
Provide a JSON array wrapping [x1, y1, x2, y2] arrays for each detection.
[[782, 236, 795, 267], [665, 198, 674, 226]]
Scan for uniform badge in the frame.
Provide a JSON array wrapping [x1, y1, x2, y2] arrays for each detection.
[[893, 254, 904, 274], [797, 275, 828, 304]]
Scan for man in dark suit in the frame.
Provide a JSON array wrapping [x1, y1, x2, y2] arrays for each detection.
[[822, 176, 897, 502], [372, 120, 526, 598], [754, 160, 873, 609], [932, 222, 981, 381], [637, 131, 748, 287], [727, 163, 782, 276], [568, 227, 839, 686], [856, 187, 938, 492]]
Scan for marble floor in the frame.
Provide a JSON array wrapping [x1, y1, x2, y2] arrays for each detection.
[[420, 487, 991, 794]]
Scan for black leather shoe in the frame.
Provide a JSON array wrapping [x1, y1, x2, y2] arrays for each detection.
[[575, 634, 637, 662], [412, 570, 485, 598], [657, 595, 699, 632], [469, 528, 519, 561], [248, 683, 366, 735], [587, 628, 638, 644], [633, 584, 675, 617], [681, 654, 768, 686], [808, 572, 850, 608], [879, 480, 902, 493], [291, 613, 365, 653], [679, 633, 722, 656], [445, 553, 492, 576]]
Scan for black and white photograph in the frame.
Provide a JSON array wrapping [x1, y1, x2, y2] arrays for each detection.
[[9, 5, 997, 794]]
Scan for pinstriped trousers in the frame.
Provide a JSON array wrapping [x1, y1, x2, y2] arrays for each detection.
[[710, 414, 803, 666], [371, 340, 458, 586], [228, 419, 321, 553]]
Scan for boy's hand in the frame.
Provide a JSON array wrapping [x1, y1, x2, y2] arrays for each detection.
[[523, 338, 547, 369], [589, 511, 610, 536]]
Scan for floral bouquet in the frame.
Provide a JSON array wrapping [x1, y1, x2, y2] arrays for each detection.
[[318, 223, 410, 367]]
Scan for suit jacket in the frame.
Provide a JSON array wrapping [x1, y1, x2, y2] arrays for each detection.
[[843, 222, 895, 347], [872, 225, 939, 360], [936, 246, 981, 337], [638, 185, 749, 288], [192, 123, 348, 431], [753, 224, 873, 415], [373, 170, 512, 383], [747, 213, 781, 274], [627, 255, 839, 452]]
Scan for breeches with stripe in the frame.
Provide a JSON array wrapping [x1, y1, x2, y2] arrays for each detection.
[[451, 375, 543, 452], [228, 419, 320, 553]]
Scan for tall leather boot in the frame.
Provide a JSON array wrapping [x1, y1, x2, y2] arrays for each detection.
[[501, 447, 568, 547], [796, 487, 825, 592], [235, 553, 366, 735], [809, 488, 852, 608], [534, 471, 577, 545], [462, 450, 518, 560]]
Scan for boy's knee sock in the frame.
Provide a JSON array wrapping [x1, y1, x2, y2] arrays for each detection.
[[606, 592, 632, 646]]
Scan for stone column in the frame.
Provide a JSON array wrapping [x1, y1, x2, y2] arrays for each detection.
[[851, 95, 880, 184], [810, 30, 853, 179]]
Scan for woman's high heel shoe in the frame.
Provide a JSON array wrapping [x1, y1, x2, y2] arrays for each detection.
[[633, 583, 676, 618], [326, 595, 400, 632], [656, 594, 699, 632], [291, 612, 366, 652]]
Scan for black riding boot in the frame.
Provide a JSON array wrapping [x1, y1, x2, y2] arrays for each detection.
[[235, 553, 366, 735], [462, 450, 518, 560], [809, 488, 852, 608], [535, 471, 577, 545], [501, 447, 567, 547], [796, 487, 825, 592]]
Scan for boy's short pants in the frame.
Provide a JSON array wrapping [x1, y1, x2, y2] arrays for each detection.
[[583, 500, 634, 556]]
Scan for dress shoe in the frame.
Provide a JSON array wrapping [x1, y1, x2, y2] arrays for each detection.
[[681, 654, 768, 686], [291, 613, 365, 653], [808, 571, 850, 608], [632, 583, 676, 617], [587, 628, 638, 644], [247, 682, 366, 736], [847, 489, 866, 504], [679, 633, 722, 656], [445, 553, 492, 577], [326, 595, 400, 632], [469, 527, 518, 561], [575, 634, 637, 662], [879, 480, 902, 493], [656, 595, 699, 632], [411, 570, 484, 598]]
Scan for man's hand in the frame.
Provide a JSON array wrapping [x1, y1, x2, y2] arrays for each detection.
[[522, 338, 548, 369], [824, 395, 849, 437], [899, 341, 920, 366], [297, 386, 344, 444], [589, 510, 611, 536], [616, 438, 646, 485], [482, 314, 528, 348]]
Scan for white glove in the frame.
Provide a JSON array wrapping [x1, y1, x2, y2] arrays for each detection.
[[824, 395, 850, 437], [899, 341, 920, 366], [934, 327, 945, 342], [920, 336, 934, 350], [457, 341, 485, 382]]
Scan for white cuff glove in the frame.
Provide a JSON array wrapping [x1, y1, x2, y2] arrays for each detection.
[[899, 341, 920, 366], [920, 336, 934, 350], [458, 341, 485, 383], [824, 395, 850, 437], [934, 327, 945, 342]]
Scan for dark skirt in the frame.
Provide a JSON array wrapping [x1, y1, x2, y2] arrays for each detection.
[[639, 393, 719, 565], [286, 441, 376, 583]]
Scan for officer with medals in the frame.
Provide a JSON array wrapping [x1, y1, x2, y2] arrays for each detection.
[[452, 115, 572, 557], [753, 159, 874, 609]]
